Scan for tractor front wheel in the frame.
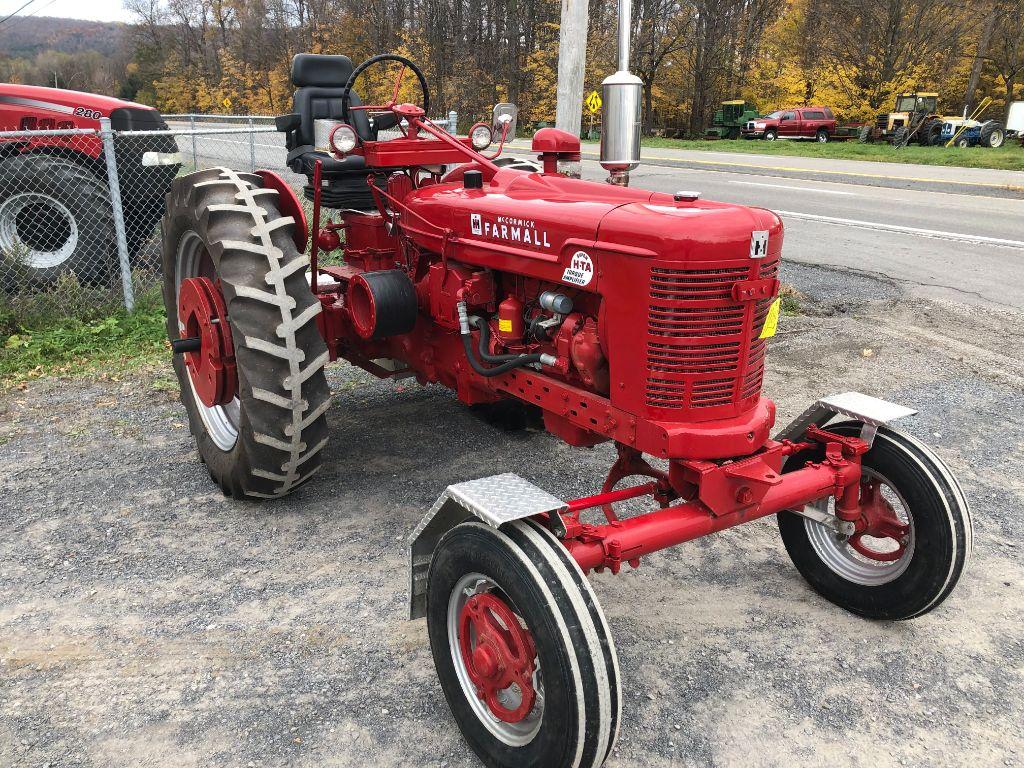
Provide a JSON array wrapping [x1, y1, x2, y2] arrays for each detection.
[[979, 121, 1005, 148], [777, 423, 971, 620], [0, 154, 114, 287], [427, 519, 620, 768], [161, 167, 331, 499]]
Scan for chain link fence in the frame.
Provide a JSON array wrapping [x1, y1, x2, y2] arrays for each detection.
[[1, 111, 457, 323]]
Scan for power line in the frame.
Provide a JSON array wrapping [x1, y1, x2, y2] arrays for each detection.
[[0, 0, 57, 32], [0, 0, 42, 28]]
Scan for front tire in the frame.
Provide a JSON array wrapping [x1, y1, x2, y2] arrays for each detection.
[[778, 423, 971, 620], [764, 129, 778, 141], [0, 154, 114, 286], [161, 167, 331, 499], [427, 519, 619, 768], [979, 121, 1005, 148]]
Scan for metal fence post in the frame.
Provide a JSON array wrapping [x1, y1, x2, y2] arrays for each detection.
[[248, 117, 256, 171], [448, 111, 458, 134], [99, 118, 135, 311], [190, 115, 198, 169]]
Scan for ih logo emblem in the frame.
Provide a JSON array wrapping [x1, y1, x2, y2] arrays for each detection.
[[750, 230, 769, 258], [470, 213, 482, 235]]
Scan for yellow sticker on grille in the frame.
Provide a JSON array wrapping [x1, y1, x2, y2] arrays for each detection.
[[498, 318, 513, 333], [759, 298, 781, 339]]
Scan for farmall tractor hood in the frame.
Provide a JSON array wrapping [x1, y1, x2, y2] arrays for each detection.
[[401, 169, 782, 291]]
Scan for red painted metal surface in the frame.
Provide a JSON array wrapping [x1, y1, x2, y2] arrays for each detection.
[[0, 83, 166, 164], [561, 431, 869, 574], [290, 102, 879, 570], [458, 592, 537, 723], [256, 169, 308, 251], [177, 277, 237, 408]]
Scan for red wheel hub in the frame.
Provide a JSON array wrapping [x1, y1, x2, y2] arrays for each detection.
[[458, 592, 538, 723], [853, 480, 911, 562], [177, 277, 237, 408]]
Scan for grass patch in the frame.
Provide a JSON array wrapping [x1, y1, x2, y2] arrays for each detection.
[[780, 284, 803, 315], [581, 137, 1024, 172], [1, 286, 168, 387]]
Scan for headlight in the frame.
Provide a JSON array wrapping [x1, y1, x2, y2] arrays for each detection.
[[329, 124, 358, 155], [141, 151, 182, 167], [470, 123, 493, 150]]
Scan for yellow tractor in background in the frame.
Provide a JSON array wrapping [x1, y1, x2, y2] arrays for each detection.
[[859, 92, 945, 146]]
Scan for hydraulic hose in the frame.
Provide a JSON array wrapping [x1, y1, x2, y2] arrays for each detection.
[[457, 301, 555, 377], [469, 316, 521, 362]]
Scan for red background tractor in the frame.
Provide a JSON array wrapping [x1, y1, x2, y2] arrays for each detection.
[[0, 83, 179, 286], [160, 50, 971, 768]]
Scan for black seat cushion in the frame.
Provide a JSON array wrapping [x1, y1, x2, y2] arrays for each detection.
[[295, 149, 367, 178], [284, 53, 401, 209]]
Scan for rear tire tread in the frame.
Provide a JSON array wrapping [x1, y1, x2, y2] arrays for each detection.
[[162, 166, 331, 499]]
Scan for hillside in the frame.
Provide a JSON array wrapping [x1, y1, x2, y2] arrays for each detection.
[[0, 16, 127, 59]]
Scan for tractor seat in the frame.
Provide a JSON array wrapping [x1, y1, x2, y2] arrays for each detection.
[[278, 53, 396, 210]]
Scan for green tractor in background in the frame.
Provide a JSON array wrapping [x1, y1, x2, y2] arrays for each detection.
[[706, 99, 759, 139]]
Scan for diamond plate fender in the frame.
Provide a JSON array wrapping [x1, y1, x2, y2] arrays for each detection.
[[775, 391, 917, 447], [407, 473, 567, 620]]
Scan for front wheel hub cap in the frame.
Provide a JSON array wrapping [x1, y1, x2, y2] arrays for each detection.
[[852, 480, 911, 562], [177, 277, 237, 408], [458, 592, 537, 723]]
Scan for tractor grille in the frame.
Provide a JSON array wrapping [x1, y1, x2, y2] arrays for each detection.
[[645, 259, 778, 413], [875, 113, 888, 129]]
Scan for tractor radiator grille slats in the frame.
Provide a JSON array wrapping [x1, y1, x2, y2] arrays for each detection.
[[645, 258, 778, 413]]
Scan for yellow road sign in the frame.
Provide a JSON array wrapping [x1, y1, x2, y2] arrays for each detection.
[[222, 97, 233, 110], [584, 90, 602, 115]]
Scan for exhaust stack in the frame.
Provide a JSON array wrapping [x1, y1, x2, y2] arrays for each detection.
[[600, 0, 643, 185]]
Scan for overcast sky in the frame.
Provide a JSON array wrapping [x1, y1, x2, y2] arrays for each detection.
[[3, 0, 133, 23]]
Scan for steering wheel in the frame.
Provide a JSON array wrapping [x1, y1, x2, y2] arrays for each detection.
[[341, 54, 431, 136]]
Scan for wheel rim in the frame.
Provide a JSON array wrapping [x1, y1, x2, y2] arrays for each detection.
[[989, 130, 1004, 148], [804, 468, 915, 586], [176, 231, 240, 452], [0, 192, 79, 269], [447, 572, 544, 746]]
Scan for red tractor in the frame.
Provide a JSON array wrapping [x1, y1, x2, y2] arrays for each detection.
[[162, 51, 971, 768], [0, 83, 180, 286]]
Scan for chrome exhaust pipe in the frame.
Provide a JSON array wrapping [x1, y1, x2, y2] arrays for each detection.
[[600, 0, 643, 185]]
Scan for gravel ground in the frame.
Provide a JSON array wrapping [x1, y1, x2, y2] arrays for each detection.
[[2, 262, 1023, 768]]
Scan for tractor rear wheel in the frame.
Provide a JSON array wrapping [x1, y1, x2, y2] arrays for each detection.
[[923, 119, 943, 146], [161, 167, 331, 499], [777, 422, 971, 620], [427, 519, 620, 768]]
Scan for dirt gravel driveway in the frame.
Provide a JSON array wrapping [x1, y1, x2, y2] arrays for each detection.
[[2, 263, 1023, 768]]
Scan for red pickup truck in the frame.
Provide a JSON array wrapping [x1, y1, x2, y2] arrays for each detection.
[[742, 107, 837, 142]]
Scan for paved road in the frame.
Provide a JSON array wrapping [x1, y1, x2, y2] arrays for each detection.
[[168, 124, 1024, 309]]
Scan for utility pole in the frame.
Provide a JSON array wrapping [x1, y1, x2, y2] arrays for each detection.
[[555, 0, 588, 136]]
